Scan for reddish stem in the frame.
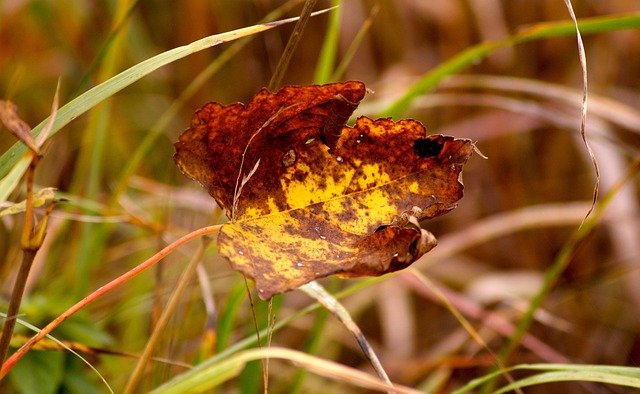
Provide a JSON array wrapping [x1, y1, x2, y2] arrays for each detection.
[[0, 224, 221, 378]]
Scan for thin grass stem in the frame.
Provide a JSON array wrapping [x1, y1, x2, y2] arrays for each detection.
[[123, 236, 212, 393]]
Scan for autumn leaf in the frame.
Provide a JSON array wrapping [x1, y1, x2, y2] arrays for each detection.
[[0, 187, 56, 217], [0, 100, 38, 153], [174, 81, 475, 299]]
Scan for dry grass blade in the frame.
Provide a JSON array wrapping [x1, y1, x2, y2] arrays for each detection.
[[418, 202, 592, 265], [34, 79, 60, 149], [487, 0, 598, 378], [0, 101, 37, 153], [563, 0, 599, 224], [440, 75, 640, 133], [152, 347, 422, 394], [231, 103, 299, 222], [123, 236, 213, 394], [268, 0, 319, 91], [232, 159, 260, 223], [300, 281, 396, 394]]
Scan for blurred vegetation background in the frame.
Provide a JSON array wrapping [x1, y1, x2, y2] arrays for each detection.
[[1, 0, 639, 393]]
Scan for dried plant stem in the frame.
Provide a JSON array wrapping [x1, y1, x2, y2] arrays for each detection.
[[124, 236, 212, 394], [0, 156, 38, 368], [0, 249, 36, 365], [489, 4, 594, 388], [20, 159, 37, 248], [563, 0, 599, 225], [0, 84, 60, 371], [0, 224, 221, 379], [268, 0, 318, 91], [300, 281, 396, 394]]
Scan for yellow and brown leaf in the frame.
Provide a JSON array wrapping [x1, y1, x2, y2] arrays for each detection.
[[174, 81, 474, 299]]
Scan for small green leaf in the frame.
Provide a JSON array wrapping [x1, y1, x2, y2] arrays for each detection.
[[9, 350, 65, 394]]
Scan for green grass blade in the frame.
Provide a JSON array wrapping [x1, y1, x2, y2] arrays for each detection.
[[1, 313, 115, 394], [0, 16, 316, 179], [452, 364, 640, 394], [215, 281, 249, 354], [495, 370, 640, 392], [380, 12, 640, 119], [313, 0, 341, 84], [68, 1, 132, 297], [518, 363, 640, 376], [0, 154, 30, 204], [110, 1, 301, 203], [494, 364, 640, 393], [496, 157, 640, 366], [331, 5, 377, 81]]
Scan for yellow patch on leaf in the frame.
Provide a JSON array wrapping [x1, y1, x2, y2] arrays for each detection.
[[174, 81, 475, 299]]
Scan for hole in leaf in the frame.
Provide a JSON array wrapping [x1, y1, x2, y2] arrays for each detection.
[[413, 138, 443, 158]]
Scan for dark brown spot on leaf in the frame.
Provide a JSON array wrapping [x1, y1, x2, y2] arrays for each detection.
[[414, 137, 444, 158]]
